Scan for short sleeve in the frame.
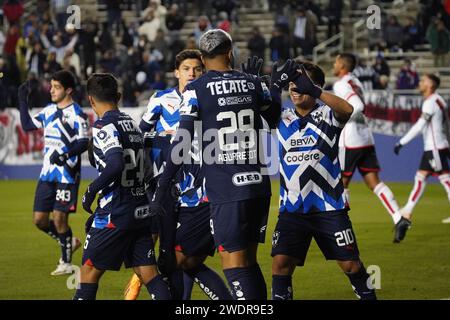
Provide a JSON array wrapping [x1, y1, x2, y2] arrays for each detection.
[[93, 123, 122, 157], [142, 92, 163, 126], [179, 85, 199, 120], [333, 81, 353, 101]]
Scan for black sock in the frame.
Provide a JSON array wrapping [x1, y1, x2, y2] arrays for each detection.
[[223, 266, 266, 300], [145, 274, 172, 300], [182, 272, 194, 300], [184, 263, 232, 300], [346, 265, 377, 300], [252, 264, 267, 299], [271, 275, 293, 300], [40, 220, 59, 242], [169, 270, 184, 300], [73, 283, 98, 300], [58, 228, 73, 263]]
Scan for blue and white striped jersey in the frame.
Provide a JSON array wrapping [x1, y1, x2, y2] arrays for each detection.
[[141, 87, 207, 207], [141, 87, 183, 133], [277, 103, 346, 214], [32, 103, 89, 184]]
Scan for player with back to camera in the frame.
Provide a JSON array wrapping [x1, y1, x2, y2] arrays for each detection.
[[18, 70, 87, 275], [74, 73, 172, 300], [150, 29, 300, 300]]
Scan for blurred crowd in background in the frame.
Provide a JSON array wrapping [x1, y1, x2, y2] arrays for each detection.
[[0, 0, 449, 110]]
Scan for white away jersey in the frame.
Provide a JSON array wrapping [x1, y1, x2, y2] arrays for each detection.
[[277, 104, 346, 214], [421, 93, 449, 151], [333, 73, 374, 148], [32, 102, 89, 184]]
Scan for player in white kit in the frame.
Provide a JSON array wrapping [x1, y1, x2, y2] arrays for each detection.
[[395, 73, 450, 226], [333, 53, 407, 243]]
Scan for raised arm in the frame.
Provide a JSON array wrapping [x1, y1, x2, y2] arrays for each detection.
[[18, 82, 40, 131]]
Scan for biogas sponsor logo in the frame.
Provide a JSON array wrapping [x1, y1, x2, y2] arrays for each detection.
[[232, 171, 262, 186], [218, 95, 253, 107], [284, 150, 322, 165]]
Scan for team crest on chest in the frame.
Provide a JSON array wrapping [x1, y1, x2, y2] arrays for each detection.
[[311, 111, 323, 124]]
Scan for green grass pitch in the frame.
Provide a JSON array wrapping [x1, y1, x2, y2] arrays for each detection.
[[0, 180, 449, 300]]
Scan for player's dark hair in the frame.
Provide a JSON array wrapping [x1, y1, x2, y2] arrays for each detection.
[[86, 73, 121, 105], [175, 49, 202, 69], [51, 70, 76, 91], [425, 73, 440, 90], [295, 59, 325, 88], [338, 53, 357, 72], [201, 39, 232, 59]]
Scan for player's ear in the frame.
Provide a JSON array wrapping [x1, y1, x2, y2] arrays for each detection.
[[174, 68, 180, 80], [88, 95, 95, 108], [66, 87, 73, 96], [116, 92, 122, 104]]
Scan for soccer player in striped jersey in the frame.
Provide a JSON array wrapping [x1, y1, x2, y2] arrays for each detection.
[[18, 70, 87, 275], [394, 74, 450, 228], [271, 61, 377, 300], [333, 53, 406, 243]]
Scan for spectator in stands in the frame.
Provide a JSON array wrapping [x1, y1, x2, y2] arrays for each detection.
[[4, 24, 20, 58], [64, 48, 81, 78], [185, 35, 198, 50], [373, 54, 390, 78], [51, 0, 70, 30], [193, 16, 212, 44], [98, 50, 121, 75], [43, 50, 62, 76], [166, 4, 185, 35], [383, 16, 404, 51], [426, 18, 450, 67], [142, 0, 167, 31], [23, 12, 40, 39], [27, 42, 46, 77], [79, 19, 98, 78], [403, 16, 421, 51], [289, 6, 318, 58], [2, 0, 24, 25], [106, 0, 122, 36], [326, 0, 343, 39], [121, 19, 137, 49], [212, 0, 237, 23], [269, 26, 290, 62], [98, 21, 115, 54], [139, 8, 161, 43], [153, 29, 169, 70], [149, 71, 167, 91], [40, 28, 78, 65], [217, 11, 232, 33], [247, 26, 266, 60], [396, 59, 419, 90], [353, 58, 377, 91]]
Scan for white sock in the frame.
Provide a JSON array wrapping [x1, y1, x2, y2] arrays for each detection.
[[404, 172, 427, 215], [344, 188, 350, 207], [373, 182, 402, 224], [438, 173, 450, 202]]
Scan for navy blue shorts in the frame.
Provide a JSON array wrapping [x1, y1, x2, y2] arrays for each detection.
[[82, 227, 156, 271], [210, 197, 270, 253], [33, 181, 79, 213], [271, 210, 360, 266], [150, 216, 159, 235], [175, 203, 215, 257]]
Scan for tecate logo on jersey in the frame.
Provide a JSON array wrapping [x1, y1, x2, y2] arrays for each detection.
[[206, 80, 253, 96], [134, 205, 151, 220], [232, 171, 263, 186], [284, 150, 322, 165]]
